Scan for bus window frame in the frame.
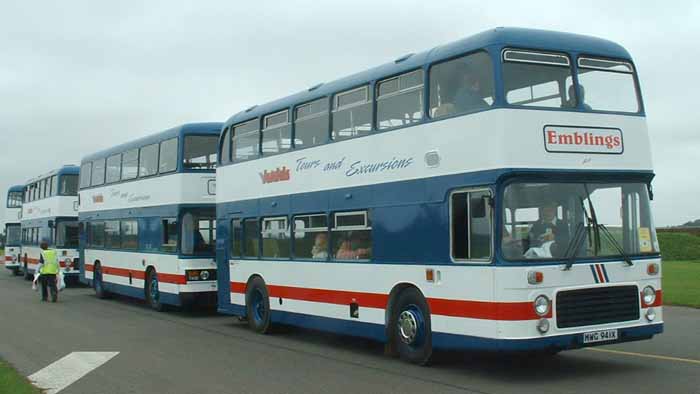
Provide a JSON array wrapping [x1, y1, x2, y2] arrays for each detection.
[[448, 187, 494, 264], [375, 68, 425, 132], [331, 84, 373, 141], [575, 54, 643, 114], [293, 97, 331, 150], [501, 48, 574, 110], [231, 119, 261, 163], [261, 109, 292, 156]]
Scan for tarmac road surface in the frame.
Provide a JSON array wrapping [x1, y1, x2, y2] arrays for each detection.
[[1, 273, 698, 394]]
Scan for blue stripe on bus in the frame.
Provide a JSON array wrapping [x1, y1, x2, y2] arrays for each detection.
[[217, 303, 663, 351], [601, 264, 611, 282], [590, 265, 599, 283], [216, 168, 656, 267], [100, 281, 182, 306]]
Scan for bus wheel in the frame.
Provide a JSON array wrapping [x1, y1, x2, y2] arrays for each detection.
[[391, 288, 433, 365], [146, 270, 165, 312], [245, 277, 271, 334], [11, 267, 20, 276], [93, 263, 109, 299]]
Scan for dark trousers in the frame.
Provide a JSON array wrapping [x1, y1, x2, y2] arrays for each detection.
[[40, 274, 58, 302]]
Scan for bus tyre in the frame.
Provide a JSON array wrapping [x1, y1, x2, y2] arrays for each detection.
[[147, 270, 165, 312], [245, 277, 271, 334], [11, 267, 20, 276], [93, 263, 109, 299], [391, 288, 433, 365]]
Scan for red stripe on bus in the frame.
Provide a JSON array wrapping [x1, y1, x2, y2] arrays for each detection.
[[84, 264, 186, 285], [25, 257, 68, 267], [229, 281, 547, 321], [595, 264, 606, 283], [4, 256, 11, 261]]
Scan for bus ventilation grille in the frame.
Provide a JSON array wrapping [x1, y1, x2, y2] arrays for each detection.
[[556, 285, 640, 328]]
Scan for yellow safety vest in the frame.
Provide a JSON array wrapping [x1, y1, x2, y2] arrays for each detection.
[[40, 250, 59, 275]]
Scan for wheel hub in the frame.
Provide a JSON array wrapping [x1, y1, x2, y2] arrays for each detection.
[[398, 310, 419, 344]]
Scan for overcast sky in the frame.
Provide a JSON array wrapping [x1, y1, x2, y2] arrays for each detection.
[[1, 0, 698, 228]]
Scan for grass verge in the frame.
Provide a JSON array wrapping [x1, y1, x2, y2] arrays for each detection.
[[662, 260, 700, 308], [0, 359, 40, 394]]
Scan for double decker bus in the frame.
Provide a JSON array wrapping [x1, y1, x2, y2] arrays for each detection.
[[79, 123, 221, 310], [3, 185, 24, 275], [20, 166, 80, 281], [215, 27, 662, 364]]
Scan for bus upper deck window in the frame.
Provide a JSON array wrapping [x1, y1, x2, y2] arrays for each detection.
[[332, 86, 372, 140], [183, 135, 218, 170], [294, 98, 329, 148], [576, 57, 639, 113], [503, 49, 573, 109], [377, 69, 424, 130], [262, 110, 292, 156], [430, 51, 494, 118], [232, 120, 259, 162]]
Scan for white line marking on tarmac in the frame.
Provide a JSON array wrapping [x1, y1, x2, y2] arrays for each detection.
[[585, 348, 700, 365], [28, 351, 119, 394]]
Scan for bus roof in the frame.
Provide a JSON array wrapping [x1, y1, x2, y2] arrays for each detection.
[[8, 185, 24, 193], [25, 165, 80, 185], [225, 27, 632, 126], [81, 122, 223, 163]]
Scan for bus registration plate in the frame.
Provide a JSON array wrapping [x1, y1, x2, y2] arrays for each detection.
[[583, 329, 618, 344]]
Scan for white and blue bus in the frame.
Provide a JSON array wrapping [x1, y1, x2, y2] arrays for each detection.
[[20, 166, 80, 281], [79, 123, 221, 311], [215, 28, 662, 364], [3, 185, 24, 275]]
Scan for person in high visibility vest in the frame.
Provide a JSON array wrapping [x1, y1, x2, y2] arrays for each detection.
[[37, 241, 59, 302]]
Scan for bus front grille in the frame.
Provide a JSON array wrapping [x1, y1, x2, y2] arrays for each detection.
[[556, 285, 640, 328]]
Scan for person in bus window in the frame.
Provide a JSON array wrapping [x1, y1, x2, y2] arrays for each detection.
[[564, 85, 592, 110], [335, 238, 356, 260], [453, 65, 489, 113], [528, 202, 569, 253], [311, 233, 328, 259]]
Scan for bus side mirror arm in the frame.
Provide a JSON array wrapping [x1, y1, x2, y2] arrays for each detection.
[[647, 184, 654, 201]]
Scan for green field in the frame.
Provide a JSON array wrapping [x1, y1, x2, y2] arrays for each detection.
[[663, 261, 700, 308], [0, 360, 39, 394], [658, 231, 700, 308], [658, 231, 700, 261]]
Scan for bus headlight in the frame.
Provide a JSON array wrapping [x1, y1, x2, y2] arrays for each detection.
[[642, 286, 656, 306], [537, 318, 550, 334], [199, 270, 210, 281], [534, 295, 551, 316]]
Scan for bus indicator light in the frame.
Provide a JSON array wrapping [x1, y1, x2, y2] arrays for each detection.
[[527, 271, 544, 285], [425, 269, 434, 282], [647, 263, 659, 275]]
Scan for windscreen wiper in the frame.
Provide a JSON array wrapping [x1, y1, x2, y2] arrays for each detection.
[[563, 221, 586, 270], [582, 184, 633, 267], [597, 223, 634, 266]]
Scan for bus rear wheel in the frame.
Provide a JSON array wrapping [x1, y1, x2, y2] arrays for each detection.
[[245, 277, 271, 334], [390, 287, 433, 365], [146, 270, 165, 312]]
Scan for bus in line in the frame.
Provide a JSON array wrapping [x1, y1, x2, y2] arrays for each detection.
[[3, 185, 24, 275], [20, 166, 80, 281], [215, 27, 662, 364], [78, 123, 221, 310]]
